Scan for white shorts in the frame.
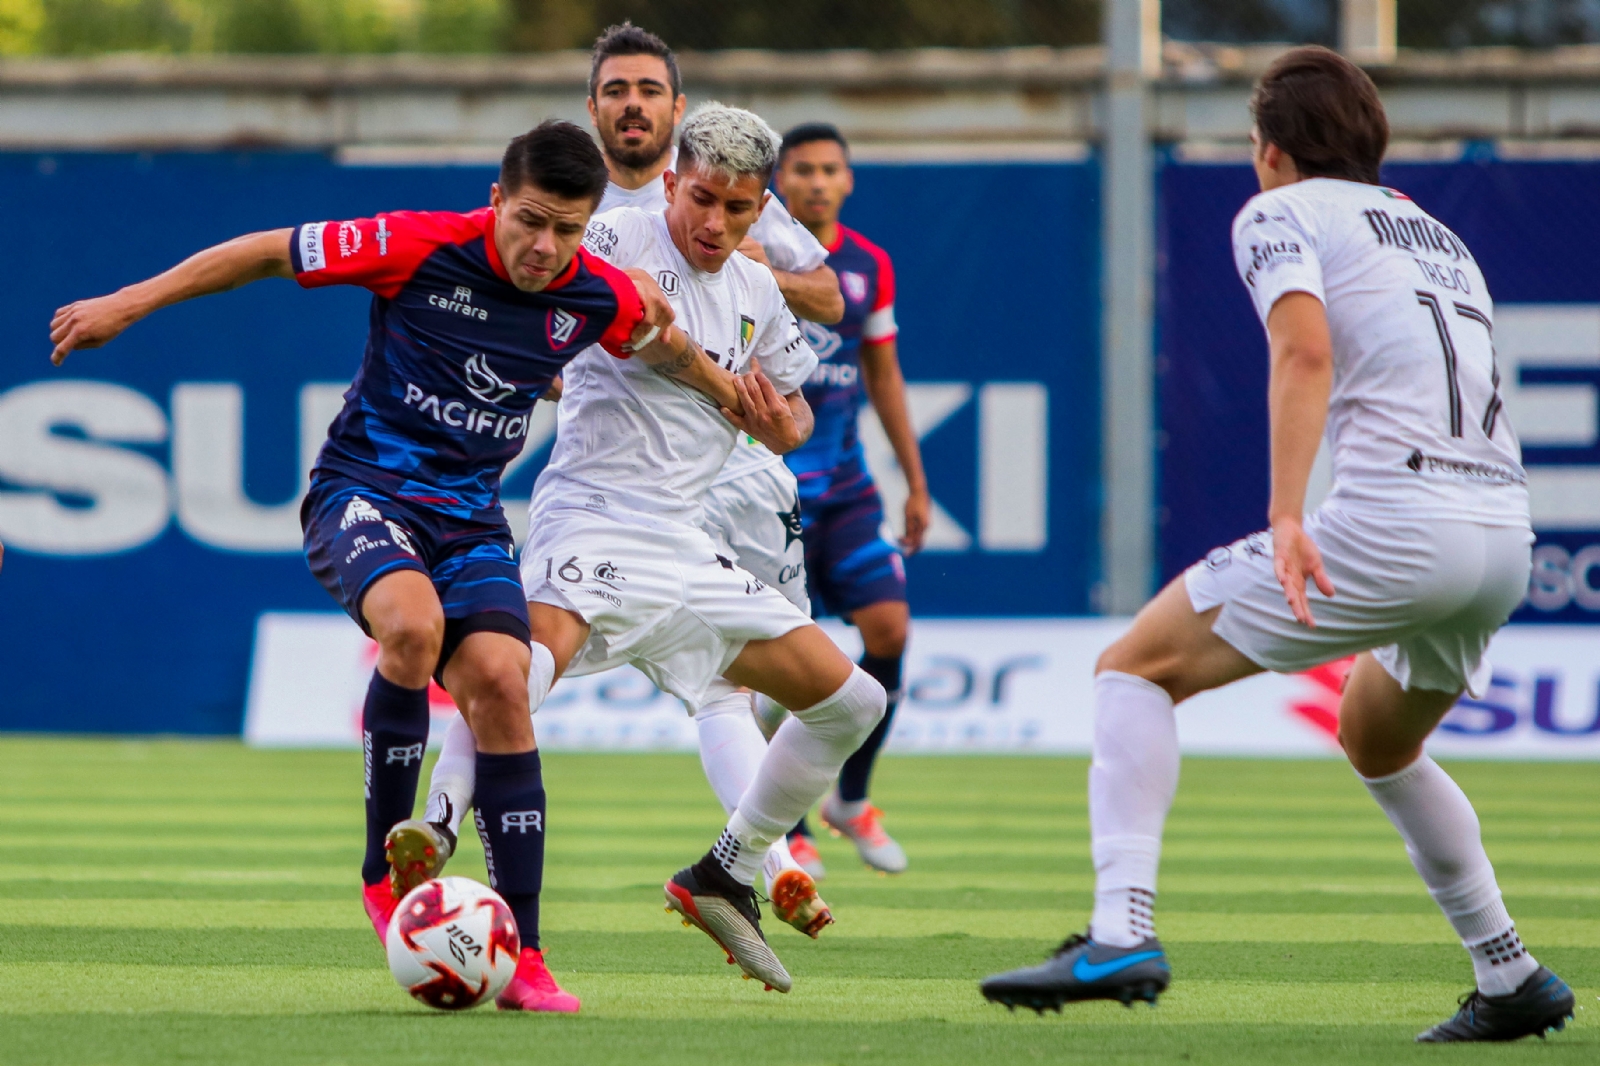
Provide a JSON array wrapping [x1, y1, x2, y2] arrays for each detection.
[[1184, 508, 1532, 696], [521, 507, 813, 710], [701, 464, 810, 613]]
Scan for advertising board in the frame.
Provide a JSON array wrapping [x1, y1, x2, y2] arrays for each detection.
[[246, 615, 1600, 759]]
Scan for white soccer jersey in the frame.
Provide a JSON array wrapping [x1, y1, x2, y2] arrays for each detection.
[[1232, 178, 1529, 526], [600, 152, 827, 485], [531, 207, 818, 530]]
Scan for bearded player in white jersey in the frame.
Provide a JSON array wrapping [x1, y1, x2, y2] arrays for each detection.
[[414, 103, 881, 1001], [981, 47, 1575, 1043]]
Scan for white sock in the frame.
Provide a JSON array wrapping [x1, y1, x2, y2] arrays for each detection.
[[714, 666, 886, 885], [695, 686, 765, 814], [423, 641, 557, 838], [762, 835, 801, 897], [424, 713, 476, 836], [1360, 755, 1539, 996], [1088, 671, 1179, 948]]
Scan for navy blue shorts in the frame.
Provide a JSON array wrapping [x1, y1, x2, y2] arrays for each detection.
[[301, 475, 530, 679], [801, 488, 908, 618]]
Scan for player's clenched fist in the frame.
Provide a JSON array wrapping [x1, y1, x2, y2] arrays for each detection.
[[49, 291, 143, 365], [621, 267, 675, 352]]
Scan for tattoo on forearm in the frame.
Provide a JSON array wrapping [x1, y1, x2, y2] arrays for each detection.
[[655, 337, 701, 377]]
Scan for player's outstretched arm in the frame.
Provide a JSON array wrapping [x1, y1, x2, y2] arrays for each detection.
[[1266, 291, 1336, 626], [860, 337, 931, 554], [49, 229, 294, 365], [722, 370, 812, 454]]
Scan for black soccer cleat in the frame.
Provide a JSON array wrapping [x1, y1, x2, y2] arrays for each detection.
[[664, 857, 792, 993], [980, 933, 1171, 1014], [1415, 967, 1575, 1043]]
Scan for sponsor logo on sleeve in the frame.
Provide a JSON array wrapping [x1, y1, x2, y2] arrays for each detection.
[[740, 315, 755, 351], [298, 222, 328, 272], [337, 221, 363, 258]]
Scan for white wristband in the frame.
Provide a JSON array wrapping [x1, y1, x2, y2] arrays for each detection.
[[625, 324, 661, 352]]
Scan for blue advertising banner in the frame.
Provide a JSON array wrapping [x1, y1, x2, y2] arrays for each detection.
[[0, 152, 1100, 734], [1158, 153, 1600, 623]]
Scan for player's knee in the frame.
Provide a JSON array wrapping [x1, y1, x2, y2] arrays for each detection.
[[375, 614, 445, 675], [1095, 640, 1165, 689], [794, 666, 884, 745]]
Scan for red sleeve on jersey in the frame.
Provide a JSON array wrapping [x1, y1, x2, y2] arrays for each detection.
[[581, 248, 646, 359], [292, 208, 491, 299], [857, 233, 896, 311]]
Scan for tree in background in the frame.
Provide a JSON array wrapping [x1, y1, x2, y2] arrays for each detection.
[[1, 0, 1599, 55]]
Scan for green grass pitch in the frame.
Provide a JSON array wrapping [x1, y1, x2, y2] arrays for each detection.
[[0, 738, 1594, 1065]]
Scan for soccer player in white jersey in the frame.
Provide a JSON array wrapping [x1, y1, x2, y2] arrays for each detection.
[[420, 24, 844, 937], [420, 103, 884, 997], [981, 48, 1575, 1043], [581, 22, 851, 897]]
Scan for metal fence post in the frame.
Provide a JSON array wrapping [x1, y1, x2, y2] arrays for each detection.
[[1100, 0, 1159, 613]]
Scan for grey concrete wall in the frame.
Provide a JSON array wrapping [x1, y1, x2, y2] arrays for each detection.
[[5, 44, 1600, 153]]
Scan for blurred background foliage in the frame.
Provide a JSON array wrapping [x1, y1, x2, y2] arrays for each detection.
[[0, 0, 1598, 55]]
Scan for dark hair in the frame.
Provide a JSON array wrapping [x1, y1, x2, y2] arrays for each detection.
[[779, 122, 849, 161], [1250, 45, 1388, 185], [499, 120, 609, 207], [589, 22, 681, 100]]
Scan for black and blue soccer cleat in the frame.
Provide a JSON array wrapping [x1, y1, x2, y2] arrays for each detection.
[[980, 933, 1171, 1013], [1415, 967, 1575, 1043]]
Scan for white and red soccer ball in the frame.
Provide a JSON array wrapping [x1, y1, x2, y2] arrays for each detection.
[[385, 877, 519, 1010]]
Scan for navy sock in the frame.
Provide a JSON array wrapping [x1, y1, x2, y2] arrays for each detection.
[[361, 671, 431, 886], [473, 749, 546, 951], [789, 816, 815, 841], [837, 653, 903, 802]]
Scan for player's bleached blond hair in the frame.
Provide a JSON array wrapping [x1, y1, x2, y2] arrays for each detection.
[[676, 102, 780, 187]]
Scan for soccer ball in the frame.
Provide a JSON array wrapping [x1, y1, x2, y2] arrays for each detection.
[[385, 876, 520, 1010]]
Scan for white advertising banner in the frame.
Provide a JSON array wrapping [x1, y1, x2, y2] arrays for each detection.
[[244, 613, 1600, 759]]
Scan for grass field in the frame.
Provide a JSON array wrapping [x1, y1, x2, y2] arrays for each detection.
[[0, 739, 1595, 1065]]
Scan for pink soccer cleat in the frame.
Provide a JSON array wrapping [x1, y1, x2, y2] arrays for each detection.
[[495, 948, 582, 1013], [362, 880, 399, 943]]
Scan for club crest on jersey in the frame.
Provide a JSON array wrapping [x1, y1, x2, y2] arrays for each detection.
[[340, 496, 383, 531], [464, 354, 516, 404], [740, 315, 755, 351], [548, 307, 585, 349], [840, 271, 868, 303]]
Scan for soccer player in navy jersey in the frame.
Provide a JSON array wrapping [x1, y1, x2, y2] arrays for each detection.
[[771, 123, 930, 876], [47, 121, 736, 1012]]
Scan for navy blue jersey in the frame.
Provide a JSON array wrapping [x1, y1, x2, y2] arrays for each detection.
[[291, 208, 642, 524], [783, 224, 898, 507]]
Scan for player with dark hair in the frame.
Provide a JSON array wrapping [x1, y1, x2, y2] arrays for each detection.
[[416, 103, 888, 995], [45, 119, 738, 1014], [769, 121, 929, 877], [979, 47, 1576, 1043]]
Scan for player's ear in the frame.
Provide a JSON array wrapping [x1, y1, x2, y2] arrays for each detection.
[[490, 182, 505, 212], [586, 95, 598, 126], [757, 190, 771, 215], [672, 93, 687, 125], [663, 170, 677, 203]]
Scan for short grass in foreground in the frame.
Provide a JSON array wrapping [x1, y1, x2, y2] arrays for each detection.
[[0, 739, 1594, 1065]]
